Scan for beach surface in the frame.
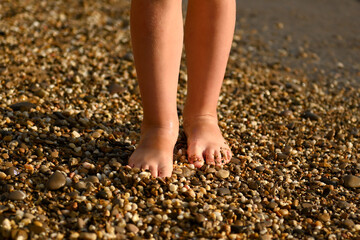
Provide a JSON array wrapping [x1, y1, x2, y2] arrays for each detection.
[[0, 0, 359, 239]]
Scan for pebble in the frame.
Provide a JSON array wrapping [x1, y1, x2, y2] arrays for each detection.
[[79, 232, 97, 240], [169, 184, 178, 192], [260, 234, 273, 240], [126, 223, 139, 233], [139, 172, 151, 179], [217, 187, 231, 196], [28, 224, 46, 234], [255, 165, 265, 172], [71, 131, 81, 138], [92, 131, 101, 139], [267, 202, 278, 210], [302, 203, 313, 209], [215, 169, 230, 179], [8, 190, 26, 201], [2, 218, 11, 231], [0, 171, 6, 179], [108, 82, 125, 95], [318, 213, 330, 222], [0, 1, 359, 239], [181, 167, 194, 177], [10, 102, 36, 111], [6, 167, 19, 176], [343, 175, 360, 188], [248, 180, 259, 190], [338, 201, 351, 209], [302, 110, 320, 121], [47, 171, 66, 190], [279, 209, 289, 216], [195, 214, 206, 223], [12, 229, 28, 240], [85, 176, 100, 184], [343, 219, 355, 229], [74, 181, 87, 191]]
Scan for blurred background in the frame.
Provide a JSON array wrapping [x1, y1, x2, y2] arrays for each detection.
[[184, 0, 360, 85]]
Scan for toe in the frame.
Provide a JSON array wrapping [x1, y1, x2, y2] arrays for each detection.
[[149, 165, 158, 178], [214, 150, 222, 166], [204, 148, 216, 165], [187, 146, 205, 168], [158, 164, 172, 178], [226, 150, 232, 163], [141, 164, 150, 171]]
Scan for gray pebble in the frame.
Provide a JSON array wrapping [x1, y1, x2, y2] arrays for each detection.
[[217, 187, 231, 196], [215, 169, 230, 179]]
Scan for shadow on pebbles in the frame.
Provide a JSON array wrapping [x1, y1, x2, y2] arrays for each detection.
[[0, 0, 360, 239]]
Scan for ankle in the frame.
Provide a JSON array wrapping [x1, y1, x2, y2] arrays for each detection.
[[141, 119, 179, 135], [182, 112, 218, 127]]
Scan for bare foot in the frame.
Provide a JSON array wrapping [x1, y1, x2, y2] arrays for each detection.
[[128, 125, 178, 178], [183, 115, 232, 168]]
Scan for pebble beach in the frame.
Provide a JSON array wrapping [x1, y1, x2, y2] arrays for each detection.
[[0, 0, 360, 239]]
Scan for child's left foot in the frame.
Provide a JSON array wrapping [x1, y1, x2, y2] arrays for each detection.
[[183, 115, 232, 168]]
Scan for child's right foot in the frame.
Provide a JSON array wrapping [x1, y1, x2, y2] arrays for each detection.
[[128, 124, 178, 178]]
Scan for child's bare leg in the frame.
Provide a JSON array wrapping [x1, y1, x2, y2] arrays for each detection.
[[183, 0, 236, 167], [128, 0, 183, 177]]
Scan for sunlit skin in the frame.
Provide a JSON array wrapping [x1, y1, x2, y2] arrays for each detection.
[[128, 0, 236, 178]]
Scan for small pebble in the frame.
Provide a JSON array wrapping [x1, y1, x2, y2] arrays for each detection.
[[10, 102, 36, 111], [215, 169, 230, 179], [343, 175, 360, 188], [6, 167, 19, 176], [343, 219, 355, 229], [47, 171, 66, 190], [126, 223, 139, 233], [8, 190, 26, 201], [318, 213, 330, 222], [79, 232, 97, 240]]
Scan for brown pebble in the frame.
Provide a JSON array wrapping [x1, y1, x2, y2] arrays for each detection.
[[47, 171, 66, 190], [302, 110, 320, 121], [12, 229, 28, 240], [343, 175, 360, 188], [195, 214, 206, 223], [10, 102, 36, 111], [318, 213, 331, 222], [8, 190, 26, 201], [85, 176, 99, 184], [108, 82, 125, 95], [6, 167, 19, 177], [28, 224, 46, 234], [279, 209, 289, 216], [0, 171, 6, 180], [343, 219, 355, 229], [79, 232, 97, 240], [126, 223, 139, 233]]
